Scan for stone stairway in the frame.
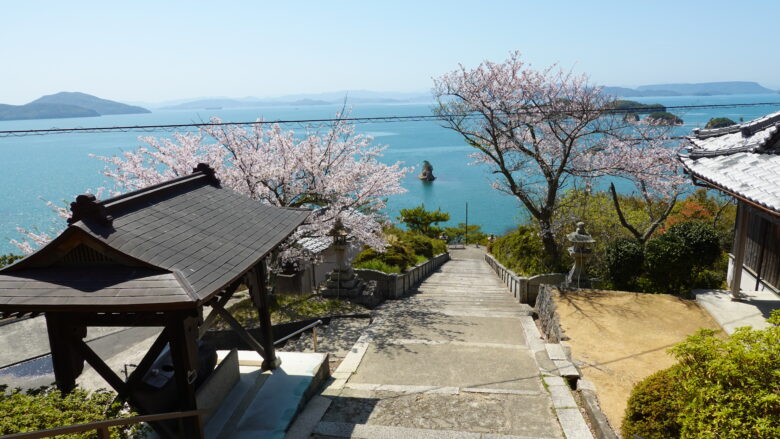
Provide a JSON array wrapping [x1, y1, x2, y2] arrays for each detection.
[[286, 248, 593, 439]]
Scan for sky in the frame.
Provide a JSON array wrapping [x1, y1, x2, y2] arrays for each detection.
[[2, 0, 780, 104]]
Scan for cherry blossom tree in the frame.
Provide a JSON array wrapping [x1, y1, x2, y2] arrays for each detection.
[[433, 51, 685, 266], [14, 116, 410, 265]]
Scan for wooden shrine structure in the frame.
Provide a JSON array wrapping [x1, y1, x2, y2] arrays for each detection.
[[0, 164, 310, 438], [681, 112, 780, 296]]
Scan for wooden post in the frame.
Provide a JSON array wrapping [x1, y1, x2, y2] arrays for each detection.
[[165, 311, 204, 439], [247, 260, 280, 369], [731, 202, 749, 299], [45, 313, 86, 394]]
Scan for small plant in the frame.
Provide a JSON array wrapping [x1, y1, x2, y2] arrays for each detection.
[[0, 386, 143, 438], [622, 311, 780, 438], [353, 259, 401, 274]]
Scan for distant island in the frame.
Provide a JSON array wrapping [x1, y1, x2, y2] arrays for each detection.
[[602, 81, 777, 97], [155, 90, 433, 110], [0, 92, 150, 121], [604, 100, 666, 114], [162, 98, 333, 110]]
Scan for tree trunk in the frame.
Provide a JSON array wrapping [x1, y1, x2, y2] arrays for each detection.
[[538, 217, 560, 270]]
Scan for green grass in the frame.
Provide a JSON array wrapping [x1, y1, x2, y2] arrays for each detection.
[[213, 292, 368, 328]]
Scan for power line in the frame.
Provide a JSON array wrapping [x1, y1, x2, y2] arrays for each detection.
[[1, 101, 779, 138]]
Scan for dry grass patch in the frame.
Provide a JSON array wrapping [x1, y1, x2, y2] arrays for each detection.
[[553, 289, 722, 431]]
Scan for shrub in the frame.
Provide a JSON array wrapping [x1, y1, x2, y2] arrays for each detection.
[[488, 226, 547, 275], [604, 238, 644, 290], [666, 221, 720, 268], [622, 366, 684, 439], [354, 242, 417, 272], [643, 221, 722, 293], [353, 259, 401, 274], [0, 386, 142, 438], [403, 233, 434, 258], [623, 311, 780, 439]]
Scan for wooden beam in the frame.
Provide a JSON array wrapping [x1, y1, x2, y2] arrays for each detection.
[[247, 260, 279, 369], [731, 202, 749, 299], [78, 312, 167, 327], [74, 339, 127, 394], [165, 311, 204, 439], [45, 313, 85, 394], [209, 302, 267, 359], [198, 287, 238, 338]]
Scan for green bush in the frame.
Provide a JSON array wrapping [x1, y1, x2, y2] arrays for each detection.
[[352, 259, 402, 274], [0, 386, 143, 438], [622, 366, 684, 439], [622, 311, 780, 438], [403, 233, 434, 258], [667, 222, 721, 267], [643, 221, 722, 293], [354, 241, 417, 272], [604, 238, 644, 290], [488, 226, 547, 276]]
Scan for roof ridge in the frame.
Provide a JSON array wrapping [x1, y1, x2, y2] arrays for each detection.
[[695, 110, 780, 140]]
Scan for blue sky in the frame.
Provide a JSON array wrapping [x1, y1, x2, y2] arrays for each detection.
[[2, 0, 779, 104]]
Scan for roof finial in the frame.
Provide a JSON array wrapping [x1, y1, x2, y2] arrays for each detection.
[[192, 163, 220, 185], [67, 194, 113, 226]]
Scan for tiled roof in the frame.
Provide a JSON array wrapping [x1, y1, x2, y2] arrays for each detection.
[[680, 111, 780, 213], [0, 167, 310, 312]]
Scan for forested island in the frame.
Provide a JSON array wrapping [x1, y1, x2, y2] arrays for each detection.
[[0, 92, 149, 121]]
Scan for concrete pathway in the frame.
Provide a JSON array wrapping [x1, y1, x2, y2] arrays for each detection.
[[287, 248, 592, 439], [695, 288, 780, 334]]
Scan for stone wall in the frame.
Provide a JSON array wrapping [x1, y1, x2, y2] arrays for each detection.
[[483, 253, 564, 306], [535, 284, 563, 343], [355, 252, 450, 301]]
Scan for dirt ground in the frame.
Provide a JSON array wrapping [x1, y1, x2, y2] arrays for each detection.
[[553, 289, 722, 433]]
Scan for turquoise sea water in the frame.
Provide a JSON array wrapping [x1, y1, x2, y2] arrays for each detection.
[[1, 94, 779, 254]]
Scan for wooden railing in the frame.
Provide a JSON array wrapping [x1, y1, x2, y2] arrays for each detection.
[[0, 409, 208, 439]]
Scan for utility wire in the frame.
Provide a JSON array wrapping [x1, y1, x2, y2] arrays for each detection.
[[1, 101, 779, 138]]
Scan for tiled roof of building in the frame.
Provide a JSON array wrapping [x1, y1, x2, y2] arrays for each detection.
[[679, 111, 780, 214], [0, 166, 310, 312]]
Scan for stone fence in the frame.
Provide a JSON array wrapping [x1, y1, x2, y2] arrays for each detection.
[[355, 252, 450, 300], [535, 284, 563, 343], [484, 252, 564, 306]]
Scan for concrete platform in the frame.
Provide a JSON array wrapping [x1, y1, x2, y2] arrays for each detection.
[[695, 289, 780, 334], [205, 350, 330, 439]]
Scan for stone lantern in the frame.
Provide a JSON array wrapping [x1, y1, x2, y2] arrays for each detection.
[[566, 221, 595, 288], [322, 218, 364, 298]]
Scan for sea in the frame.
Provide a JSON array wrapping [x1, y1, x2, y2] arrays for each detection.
[[1, 94, 779, 255]]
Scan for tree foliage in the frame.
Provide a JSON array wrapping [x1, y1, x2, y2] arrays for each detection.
[[443, 223, 487, 245], [705, 117, 737, 129], [623, 311, 780, 439], [0, 254, 23, 269], [397, 204, 450, 238], [604, 238, 644, 290], [433, 51, 684, 266], [13, 116, 410, 266]]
